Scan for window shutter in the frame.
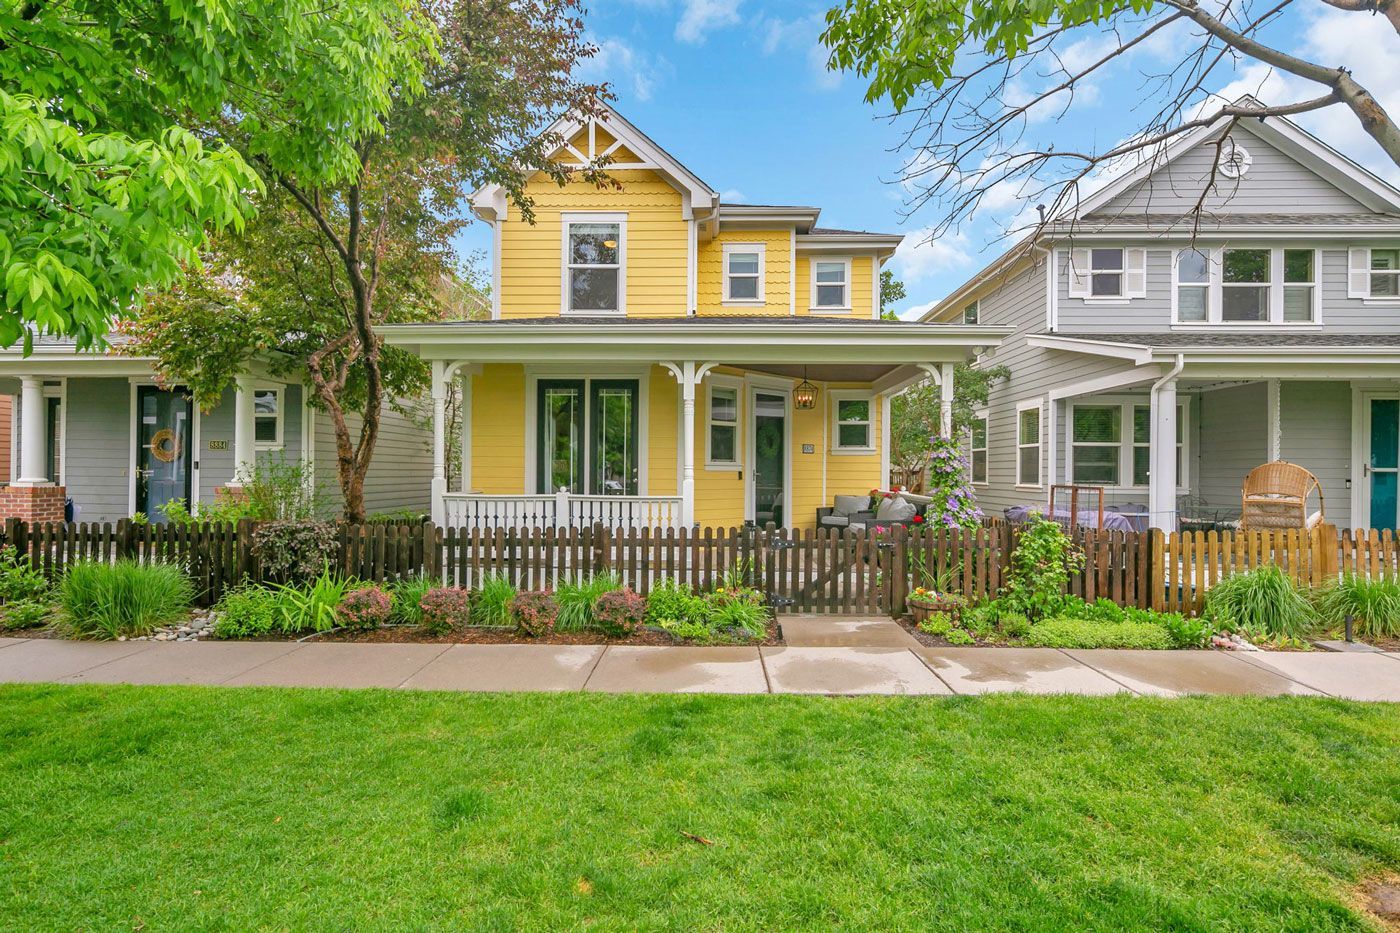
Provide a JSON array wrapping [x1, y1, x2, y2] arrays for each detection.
[[1067, 248, 1091, 298], [1124, 248, 1148, 298], [1348, 247, 1371, 299]]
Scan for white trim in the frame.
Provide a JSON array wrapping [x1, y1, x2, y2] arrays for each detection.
[[1047, 248, 1059, 331], [127, 382, 138, 515], [1048, 365, 1160, 401], [879, 392, 891, 484], [969, 409, 989, 486], [721, 242, 766, 305], [490, 219, 502, 319], [829, 389, 876, 454], [744, 382, 793, 525], [1266, 378, 1282, 462], [686, 217, 698, 314], [1028, 334, 1153, 365], [1016, 398, 1044, 489], [809, 257, 853, 312], [704, 375, 742, 470], [872, 258, 882, 319], [789, 229, 797, 315], [560, 211, 627, 316], [1170, 246, 1321, 326]]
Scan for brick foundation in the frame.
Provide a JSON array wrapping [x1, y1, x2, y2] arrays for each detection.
[[0, 485, 67, 522]]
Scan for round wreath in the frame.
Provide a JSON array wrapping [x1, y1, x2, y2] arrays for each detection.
[[150, 428, 182, 463]]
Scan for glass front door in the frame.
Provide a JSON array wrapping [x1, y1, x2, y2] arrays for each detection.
[[1368, 398, 1399, 531], [752, 391, 786, 526], [535, 379, 639, 495], [136, 386, 193, 522]]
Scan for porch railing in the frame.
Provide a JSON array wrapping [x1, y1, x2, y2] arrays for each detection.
[[442, 492, 682, 530]]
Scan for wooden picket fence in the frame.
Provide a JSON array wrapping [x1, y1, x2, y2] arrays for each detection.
[[3, 517, 1396, 617]]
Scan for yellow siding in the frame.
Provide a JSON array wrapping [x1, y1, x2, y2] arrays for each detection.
[[470, 364, 527, 494], [500, 169, 687, 318], [794, 254, 878, 318], [647, 366, 678, 496], [695, 229, 793, 316]]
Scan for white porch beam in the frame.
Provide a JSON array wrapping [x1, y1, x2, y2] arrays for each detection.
[[231, 374, 256, 485], [15, 375, 48, 485], [430, 359, 447, 526], [939, 362, 955, 437], [1148, 356, 1185, 531], [661, 360, 717, 528]]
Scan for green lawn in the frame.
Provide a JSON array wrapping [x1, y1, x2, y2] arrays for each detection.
[[1, 686, 1397, 929]]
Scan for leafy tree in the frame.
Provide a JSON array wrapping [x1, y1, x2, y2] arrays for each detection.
[[127, 0, 605, 520], [821, 0, 1400, 237], [879, 269, 907, 320], [0, 0, 434, 350], [890, 363, 1009, 488]]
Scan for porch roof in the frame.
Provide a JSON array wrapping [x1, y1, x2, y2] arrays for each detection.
[[1029, 332, 1400, 380]]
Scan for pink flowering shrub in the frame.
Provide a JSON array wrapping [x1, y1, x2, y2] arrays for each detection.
[[594, 588, 645, 637], [420, 586, 471, 635], [512, 590, 557, 637], [337, 586, 392, 631]]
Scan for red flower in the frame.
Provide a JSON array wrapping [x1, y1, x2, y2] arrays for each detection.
[[912, 514, 925, 524]]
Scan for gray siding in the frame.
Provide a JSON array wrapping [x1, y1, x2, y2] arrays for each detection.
[[1280, 381, 1351, 528], [196, 383, 303, 501], [314, 398, 433, 517], [1195, 383, 1267, 510], [1098, 124, 1367, 217], [63, 378, 132, 523]]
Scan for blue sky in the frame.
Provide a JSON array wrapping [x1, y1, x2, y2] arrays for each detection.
[[455, 0, 1400, 318]]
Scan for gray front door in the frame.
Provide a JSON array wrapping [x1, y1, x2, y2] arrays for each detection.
[[136, 386, 193, 521]]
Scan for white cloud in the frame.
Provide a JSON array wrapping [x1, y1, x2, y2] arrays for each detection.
[[675, 0, 741, 44], [758, 12, 843, 91], [897, 300, 939, 321], [577, 36, 671, 103], [891, 227, 974, 284]]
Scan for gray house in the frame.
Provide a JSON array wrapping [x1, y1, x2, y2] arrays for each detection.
[[924, 102, 1400, 532], [0, 340, 433, 523]]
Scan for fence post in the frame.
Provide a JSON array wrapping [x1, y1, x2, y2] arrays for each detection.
[[115, 518, 134, 562], [1149, 528, 1165, 612], [592, 522, 610, 573], [891, 525, 908, 619], [235, 518, 256, 585], [422, 520, 439, 582], [4, 517, 24, 559], [1315, 523, 1339, 580]]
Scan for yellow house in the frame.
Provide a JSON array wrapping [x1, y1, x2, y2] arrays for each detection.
[[381, 106, 1005, 530]]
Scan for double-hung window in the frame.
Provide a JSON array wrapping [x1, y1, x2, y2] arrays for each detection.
[[1089, 248, 1124, 297], [1017, 402, 1041, 486], [1069, 399, 1188, 488], [723, 245, 764, 303], [1221, 248, 1270, 322], [1365, 248, 1400, 298], [812, 259, 851, 310], [707, 384, 739, 465], [1175, 249, 1210, 322], [1067, 248, 1146, 299], [254, 389, 282, 447], [969, 414, 988, 484], [563, 214, 624, 314], [1175, 247, 1318, 324], [832, 392, 873, 451]]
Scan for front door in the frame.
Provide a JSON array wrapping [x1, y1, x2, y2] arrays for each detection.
[[535, 378, 639, 495], [136, 386, 193, 521], [1366, 396, 1400, 531], [752, 391, 786, 526]]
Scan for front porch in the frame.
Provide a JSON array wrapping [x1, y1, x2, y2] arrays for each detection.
[[382, 316, 1009, 531]]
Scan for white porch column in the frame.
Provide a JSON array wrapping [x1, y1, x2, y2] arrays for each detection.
[[1266, 378, 1282, 461], [1148, 377, 1179, 531], [430, 359, 447, 526], [679, 362, 697, 528], [16, 375, 49, 485], [939, 362, 955, 437], [230, 374, 257, 485]]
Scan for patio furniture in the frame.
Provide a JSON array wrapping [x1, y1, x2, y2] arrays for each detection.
[[1048, 485, 1105, 530], [1004, 504, 1138, 532], [817, 495, 875, 531], [1240, 461, 1325, 531]]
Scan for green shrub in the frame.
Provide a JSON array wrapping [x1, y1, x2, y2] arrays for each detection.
[[389, 576, 433, 626], [60, 560, 194, 639], [918, 612, 954, 636], [253, 521, 339, 584], [1315, 574, 1400, 639], [1161, 613, 1214, 649], [944, 628, 975, 645], [646, 579, 710, 629], [1, 599, 52, 630], [594, 588, 645, 637], [554, 571, 622, 632], [999, 612, 1032, 638], [512, 590, 556, 637], [705, 586, 768, 639], [271, 568, 354, 633], [474, 573, 517, 626], [1022, 617, 1173, 650], [656, 617, 713, 641], [0, 545, 48, 604], [1204, 565, 1315, 639], [211, 586, 281, 639], [420, 587, 471, 635], [338, 586, 391, 631], [1002, 518, 1086, 620]]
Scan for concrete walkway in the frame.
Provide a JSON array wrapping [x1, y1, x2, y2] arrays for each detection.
[[2, 632, 1397, 700]]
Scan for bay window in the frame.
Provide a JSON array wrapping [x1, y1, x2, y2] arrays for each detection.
[[1174, 246, 1318, 324], [563, 214, 624, 314]]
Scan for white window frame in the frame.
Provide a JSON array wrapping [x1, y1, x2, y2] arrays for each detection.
[[722, 243, 766, 305], [830, 389, 875, 453], [1067, 396, 1190, 492], [963, 300, 979, 324], [810, 257, 852, 312], [1350, 246, 1400, 302], [705, 377, 742, 468], [968, 410, 988, 485], [560, 211, 627, 316], [1016, 399, 1043, 488], [1067, 248, 1146, 301], [253, 385, 284, 450], [1171, 246, 1322, 327]]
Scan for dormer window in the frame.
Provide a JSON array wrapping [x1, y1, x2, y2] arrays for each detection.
[[563, 213, 625, 314], [723, 244, 765, 304]]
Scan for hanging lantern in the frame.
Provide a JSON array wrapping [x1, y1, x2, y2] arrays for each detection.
[[793, 368, 818, 410]]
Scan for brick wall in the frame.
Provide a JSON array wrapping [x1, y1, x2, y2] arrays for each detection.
[[0, 485, 66, 522]]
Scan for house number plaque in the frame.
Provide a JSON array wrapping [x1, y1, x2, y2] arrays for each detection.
[[208, 439, 229, 450]]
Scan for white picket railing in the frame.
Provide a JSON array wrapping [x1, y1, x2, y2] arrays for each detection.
[[442, 492, 682, 530]]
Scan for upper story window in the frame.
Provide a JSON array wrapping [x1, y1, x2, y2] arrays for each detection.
[[1174, 247, 1318, 325], [723, 244, 765, 304], [1351, 247, 1400, 300], [812, 259, 851, 311], [563, 213, 625, 314], [1067, 248, 1145, 300], [963, 300, 979, 324]]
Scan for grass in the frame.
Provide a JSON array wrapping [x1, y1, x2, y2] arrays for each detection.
[[0, 686, 1397, 928]]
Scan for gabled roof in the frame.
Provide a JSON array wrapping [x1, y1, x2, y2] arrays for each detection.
[[470, 104, 719, 222]]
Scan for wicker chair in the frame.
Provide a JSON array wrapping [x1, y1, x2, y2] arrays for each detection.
[[1240, 461, 1325, 531]]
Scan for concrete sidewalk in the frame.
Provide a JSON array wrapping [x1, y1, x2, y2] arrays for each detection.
[[2, 634, 1397, 700]]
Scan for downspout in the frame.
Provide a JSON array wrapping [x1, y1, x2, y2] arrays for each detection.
[[1148, 354, 1185, 531]]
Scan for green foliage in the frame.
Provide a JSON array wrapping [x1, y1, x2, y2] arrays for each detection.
[[474, 574, 518, 627], [1002, 519, 1086, 621], [512, 591, 557, 638], [1315, 574, 1400, 639], [944, 628, 976, 645], [594, 589, 646, 638], [890, 363, 1009, 480], [0, 545, 48, 604], [654, 617, 714, 641], [337, 587, 392, 631], [59, 560, 194, 639], [705, 587, 769, 639], [1205, 565, 1316, 640], [211, 586, 282, 639], [389, 576, 434, 627], [1023, 617, 1174, 650], [419, 587, 471, 635], [879, 269, 907, 319], [0, 599, 53, 631], [0, 0, 435, 347], [554, 572, 623, 633], [917, 611, 955, 636], [1161, 614, 1215, 650], [269, 568, 355, 634], [252, 521, 338, 584], [645, 580, 710, 629]]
